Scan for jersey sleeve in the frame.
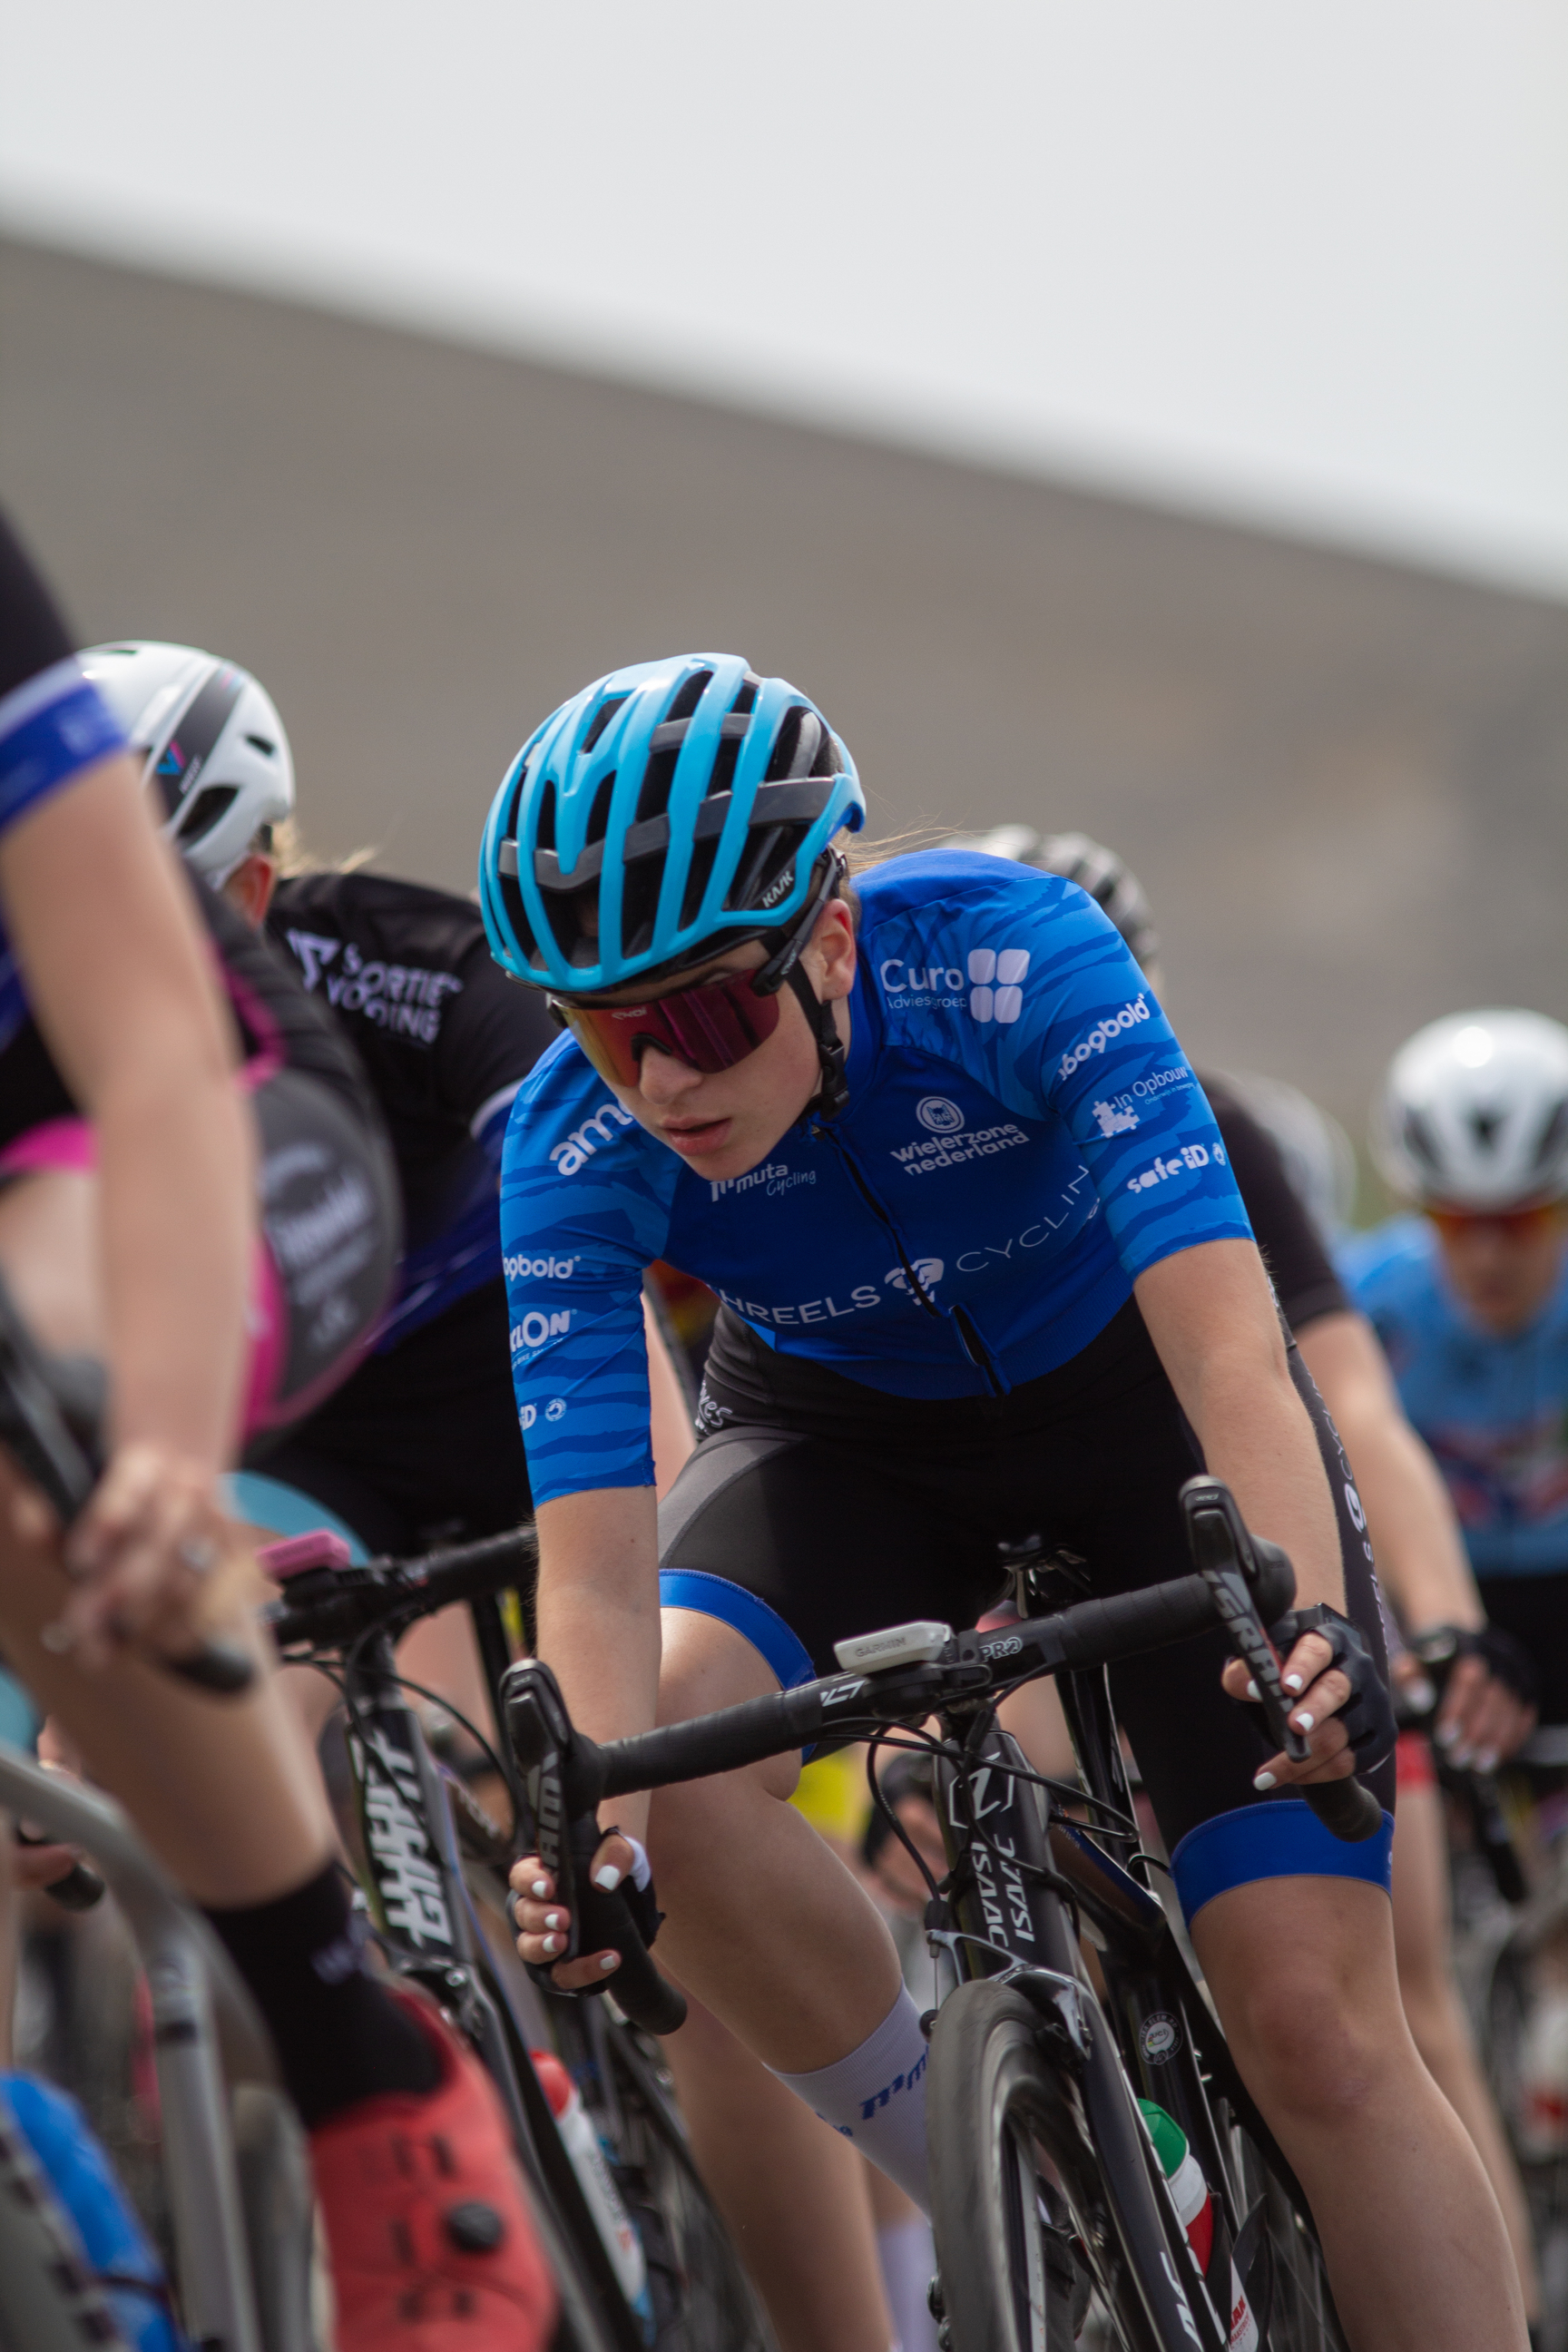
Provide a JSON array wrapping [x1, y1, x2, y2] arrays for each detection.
[[498, 1036, 677, 1503], [0, 515, 125, 838], [896, 869, 1253, 1278]]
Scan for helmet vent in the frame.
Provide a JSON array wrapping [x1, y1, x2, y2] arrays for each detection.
[[678, 836, 720, 932], [637, 747, 678, 825], [585, 773, 617, 848], [580, 694, 629, 756], [665, 669, 713, 726], [1469, 1109, 1504, 1152], [766, 705, 835, 785], [534, 773, 555, 852], [175, 784, 240, 847], [244, 733, 278, 759], [1402, 1110, 1441, 1173], [731, 673, 760, 717]]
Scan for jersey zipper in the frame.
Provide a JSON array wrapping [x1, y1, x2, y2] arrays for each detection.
[[808, 1116, 1010, 1397]]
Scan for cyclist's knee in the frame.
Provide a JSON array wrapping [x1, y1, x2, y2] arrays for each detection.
[[1225, 1953, 1398, 2125], [645, 1758, 790, 1891]]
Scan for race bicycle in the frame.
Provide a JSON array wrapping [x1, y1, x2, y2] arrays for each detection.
[[263, 1523, 777, 2352], [501, 1478, 1379, 2352]]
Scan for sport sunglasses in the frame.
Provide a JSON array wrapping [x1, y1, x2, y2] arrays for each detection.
[[550, 965, 783, 1087], [548, 848, 848, 1089], [1425, 1202, 1566, 1242]]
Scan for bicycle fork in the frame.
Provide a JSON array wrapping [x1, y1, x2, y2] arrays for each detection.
[[934, 1720, 1230, 2352]]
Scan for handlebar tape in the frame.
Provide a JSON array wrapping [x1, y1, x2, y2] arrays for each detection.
[[1298, 1775, 1385, 1843], [595, 1688, 822, 1803], [268, 1528, 538, 1651]]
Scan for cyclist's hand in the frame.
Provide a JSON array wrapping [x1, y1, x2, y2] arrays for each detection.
[[510, 1832, 637, 1992], [1221, 1628, 1354, 1786], [12, 1835, 81, 1892], [1223, 1605, 1396, 1791], [1433, 1653, 1535, 1774], [29, 1443, 254, 1672]]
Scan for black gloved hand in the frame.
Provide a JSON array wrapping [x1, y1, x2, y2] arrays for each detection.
[[1409, 1622, 1539, 1712], [1269, 1603, 1396, 1772]]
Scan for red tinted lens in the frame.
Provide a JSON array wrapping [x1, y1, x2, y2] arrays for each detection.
[[557, 970, 781, 1084], [1426, 1204, 1561, 1242]]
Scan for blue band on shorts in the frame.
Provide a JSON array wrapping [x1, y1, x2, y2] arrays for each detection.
[[1171, 1796, 1394, 1926], [658, 1569, 817, 1692]]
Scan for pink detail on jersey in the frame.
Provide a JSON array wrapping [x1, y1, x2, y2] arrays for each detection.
[[0, 1117, 95, 1178]]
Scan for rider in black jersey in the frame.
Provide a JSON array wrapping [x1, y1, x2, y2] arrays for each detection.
[[81, 644, 693, 1603]]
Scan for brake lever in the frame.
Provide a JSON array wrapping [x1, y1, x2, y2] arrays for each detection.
[[1181, 1476, 1383, 1844], [501, 1659, 687, 2031]]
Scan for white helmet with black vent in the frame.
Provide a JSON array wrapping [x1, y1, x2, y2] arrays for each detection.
[[940, 824, 1163, 989], [1374, 1010, 1568, 1211], [82, 640, 294, 883]]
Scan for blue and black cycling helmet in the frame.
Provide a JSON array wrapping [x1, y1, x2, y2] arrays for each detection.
[[479, 652, 866, 995]]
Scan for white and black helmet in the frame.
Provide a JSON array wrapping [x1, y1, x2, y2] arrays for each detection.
[[82, 641, 294, 882], [940, 825, 1163, 983], [1374, 1010, 1568, 1211]]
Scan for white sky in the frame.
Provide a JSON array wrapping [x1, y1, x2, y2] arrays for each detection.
[[4, 0, 1565, 595]]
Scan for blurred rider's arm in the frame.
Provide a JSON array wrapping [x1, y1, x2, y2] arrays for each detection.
[[0, 565, 254, 1662], [1296, 1309, 1533, 1768]]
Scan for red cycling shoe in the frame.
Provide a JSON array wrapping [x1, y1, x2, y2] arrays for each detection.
[[309, 1987, 556, 2350]]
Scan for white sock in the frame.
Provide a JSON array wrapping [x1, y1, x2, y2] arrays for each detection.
[[878, 2217, 940, 2352], [771, 1988, 931, 2213]]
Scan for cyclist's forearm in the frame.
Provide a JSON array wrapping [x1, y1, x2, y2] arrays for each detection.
[[534, 1485, 662, 1843], [1296, 1310, 1482, 1633], [1136, 1240, 1345, 1611], [95, 1058, 254, 1466], [3, 760, 255, 1467]]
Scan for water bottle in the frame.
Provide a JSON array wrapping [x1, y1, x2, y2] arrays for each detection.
[[531, 2051, 654, 2337], [1516, 1994, 1568, 2159], [1139, 2099, 1258, 2352]]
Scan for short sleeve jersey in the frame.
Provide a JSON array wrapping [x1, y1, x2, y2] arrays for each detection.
[[0, 515, 127, 1054], [1343, 1217, 1568, 1577], [500, 852, 1254, 1503], [269, 872, 560, 1344]]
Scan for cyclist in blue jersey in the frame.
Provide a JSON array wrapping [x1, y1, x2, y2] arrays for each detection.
[[1347, 1010, 1568, 1735], [486, 653, 1522, 2352]]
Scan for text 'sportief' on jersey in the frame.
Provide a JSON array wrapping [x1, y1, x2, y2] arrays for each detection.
[[1344, 1216, 1568, 1576], [499, 854, 1255, 1502]]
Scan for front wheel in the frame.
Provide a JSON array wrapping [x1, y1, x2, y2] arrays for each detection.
[[927, 1981, 1209, 2352]]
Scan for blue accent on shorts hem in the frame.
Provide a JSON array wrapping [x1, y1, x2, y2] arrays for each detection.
[[658, 1570, 817, 1693], [1171, 1796, 1394, 1926]]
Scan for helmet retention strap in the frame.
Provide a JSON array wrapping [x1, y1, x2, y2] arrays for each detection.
[[785, 962, 849, 1120]]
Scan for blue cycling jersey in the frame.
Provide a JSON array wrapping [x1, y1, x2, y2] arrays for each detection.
[[1343, 1216, 1568, 1577], [500, 853, 1253, 1503], [0, 657, 125, 1054]]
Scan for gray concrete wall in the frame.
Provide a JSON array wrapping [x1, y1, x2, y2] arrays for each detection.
[[4, 237, 1563, 1152]]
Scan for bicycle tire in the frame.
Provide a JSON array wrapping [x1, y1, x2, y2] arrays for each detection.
[[1220, 2102, 1348, 2352], [928, 1980, 1208, 2352], [606, 2024, 778, 2352]]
